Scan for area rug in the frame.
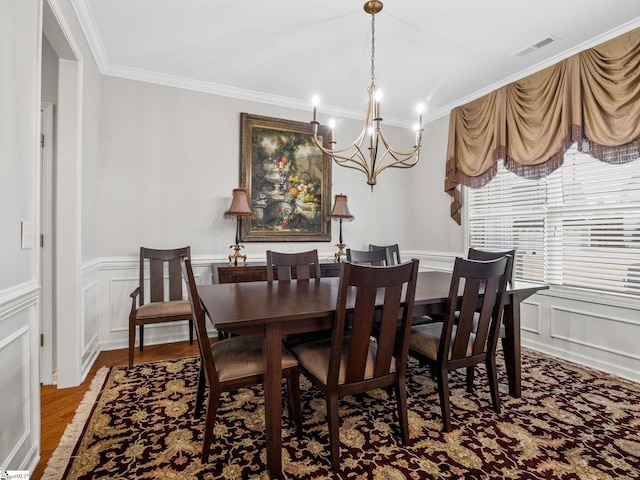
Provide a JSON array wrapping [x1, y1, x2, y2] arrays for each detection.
[[42, 349, 640, 479]]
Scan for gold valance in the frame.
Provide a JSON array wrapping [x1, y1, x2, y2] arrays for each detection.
[[445, 27, 640, 224]]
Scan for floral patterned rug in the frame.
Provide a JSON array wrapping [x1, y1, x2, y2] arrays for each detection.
[[44, 349, 640, 479]]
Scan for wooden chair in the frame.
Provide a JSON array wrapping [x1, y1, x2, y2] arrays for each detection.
[[266, 249, 327, 348], [291, 259, 420, 472], [128, 246, 193, 368], [408, 256, 509, 432], [466, 248, 516, 390], [346, 247, 388, 266], [266, 249, 321, 281], [365, 244, 434, 328], [369, 243, 401, 265], [181, 257, 303, 462]]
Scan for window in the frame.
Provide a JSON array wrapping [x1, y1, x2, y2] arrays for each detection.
[[468, 146, 640, 296]]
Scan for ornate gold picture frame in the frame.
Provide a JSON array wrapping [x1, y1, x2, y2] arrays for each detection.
[[239, 113, 332, 242]]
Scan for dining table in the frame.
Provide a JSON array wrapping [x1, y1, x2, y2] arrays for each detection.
[[197, 269, 547, 479]]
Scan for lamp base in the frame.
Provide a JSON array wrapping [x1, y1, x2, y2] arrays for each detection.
[[333, 243, 347, 263], [228, 244, 247, 267]]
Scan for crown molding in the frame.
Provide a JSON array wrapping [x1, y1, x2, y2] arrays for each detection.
[[70, 0, 640, 126]]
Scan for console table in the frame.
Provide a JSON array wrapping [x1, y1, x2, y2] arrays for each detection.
[[212, 262, 343, 284]]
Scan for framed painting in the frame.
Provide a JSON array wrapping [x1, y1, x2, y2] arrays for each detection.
[[239, 113, 332, 242]]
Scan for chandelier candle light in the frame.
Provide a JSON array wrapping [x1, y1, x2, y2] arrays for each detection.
[[311, 0, 423, 190], [223, 189, 255, 266], [327, 194, 354, 263]]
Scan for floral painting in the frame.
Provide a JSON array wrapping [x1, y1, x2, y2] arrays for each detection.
[[239, 113, 332, 242]]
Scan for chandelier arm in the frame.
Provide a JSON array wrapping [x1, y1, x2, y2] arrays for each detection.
[[377, 127, 422, 156], [311, 133, 374, 178], [311, 121, 368, 157], [333, 146, 374, 177]]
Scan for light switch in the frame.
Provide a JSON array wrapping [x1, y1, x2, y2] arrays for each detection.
[[21, 221, 34, 250]]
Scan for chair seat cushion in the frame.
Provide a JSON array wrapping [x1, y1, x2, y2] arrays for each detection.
[[471, 313, 506, 338], [136, 300, 191, 319], [409, 322, 475, 360], [213, 336, 298, 383], [291, 337, 396, 385], [411, 315, 436, 327]]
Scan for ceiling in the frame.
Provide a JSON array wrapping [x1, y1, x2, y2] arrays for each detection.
[[71, 0, 640, 126]]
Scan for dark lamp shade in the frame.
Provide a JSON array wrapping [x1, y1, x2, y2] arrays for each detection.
[[328, 194, 354, 219], [223, 189, 254, 218]]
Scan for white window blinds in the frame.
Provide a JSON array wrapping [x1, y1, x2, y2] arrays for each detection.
[[468, 146, 640, 296]]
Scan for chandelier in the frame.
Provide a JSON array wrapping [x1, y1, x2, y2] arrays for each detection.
[[311, 0, 423, 190]]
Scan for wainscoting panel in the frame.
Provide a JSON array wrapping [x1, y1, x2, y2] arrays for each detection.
[[550, 305, 640, 362], [521, 300, 541, 335], [81, 272, 100, 380], [0, 283, 39, 471], [521, 290, 640, 383]]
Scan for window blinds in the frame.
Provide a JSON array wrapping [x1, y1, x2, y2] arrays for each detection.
[[468, 148, 640, 296]]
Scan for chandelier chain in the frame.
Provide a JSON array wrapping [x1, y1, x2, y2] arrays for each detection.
[[370, 13, 376, 85]]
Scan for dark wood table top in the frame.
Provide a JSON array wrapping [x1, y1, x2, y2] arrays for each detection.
[[198, 271, 547, 331]]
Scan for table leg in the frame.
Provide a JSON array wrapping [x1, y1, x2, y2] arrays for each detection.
[[264, 322, 283, 479], [502, 295, 521, 398]]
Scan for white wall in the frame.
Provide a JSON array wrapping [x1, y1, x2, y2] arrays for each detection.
[[0, 0, 42, 471], [98, 76, 463, 260]]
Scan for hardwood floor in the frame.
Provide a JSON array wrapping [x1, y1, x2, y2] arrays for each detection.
[[32, 341, 201, 480]]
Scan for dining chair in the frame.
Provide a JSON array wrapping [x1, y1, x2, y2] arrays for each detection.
[[365, 244, 434, 328], [266, 249, 321, 281], [466, 248, 516, 390], [369, 243, 401, 265], [346, 247, 388, 266], [291, 259, 420, 472], [408, 256, 509, 432], [128, 246, 193, 368], [180, 257, 303, 462], [267, 249, 329, 348]]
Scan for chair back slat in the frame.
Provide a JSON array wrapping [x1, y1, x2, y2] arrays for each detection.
[[344, 286, 378, 383], [139, 246, 191, 305], [369, 244, 401, 266], [168, 257, 183, 300], [442, 257, 508, 364], [331, 260, 419, 388], [347, 248, 388, 266], [374, 284, 404, 376], [266, 249, 321, 281], [149, 258, 165, 303]]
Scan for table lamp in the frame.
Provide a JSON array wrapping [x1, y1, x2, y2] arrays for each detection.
[[223, 188, 254, 266], [327, 194, 354, 262]]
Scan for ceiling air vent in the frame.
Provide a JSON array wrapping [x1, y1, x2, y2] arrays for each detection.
[[512, 35, 559, 58]]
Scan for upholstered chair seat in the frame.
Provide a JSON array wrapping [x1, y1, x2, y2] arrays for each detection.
[[292, 337, 396, 385], [135, 300, 191, 319], [213, 336, 299, 382], [409, 323, 476, 360]]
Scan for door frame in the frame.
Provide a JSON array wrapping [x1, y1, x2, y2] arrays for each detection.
[[40, 102, 54, 385]]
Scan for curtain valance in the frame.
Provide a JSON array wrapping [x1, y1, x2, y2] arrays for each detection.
[[445, 27, 640, 224]]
